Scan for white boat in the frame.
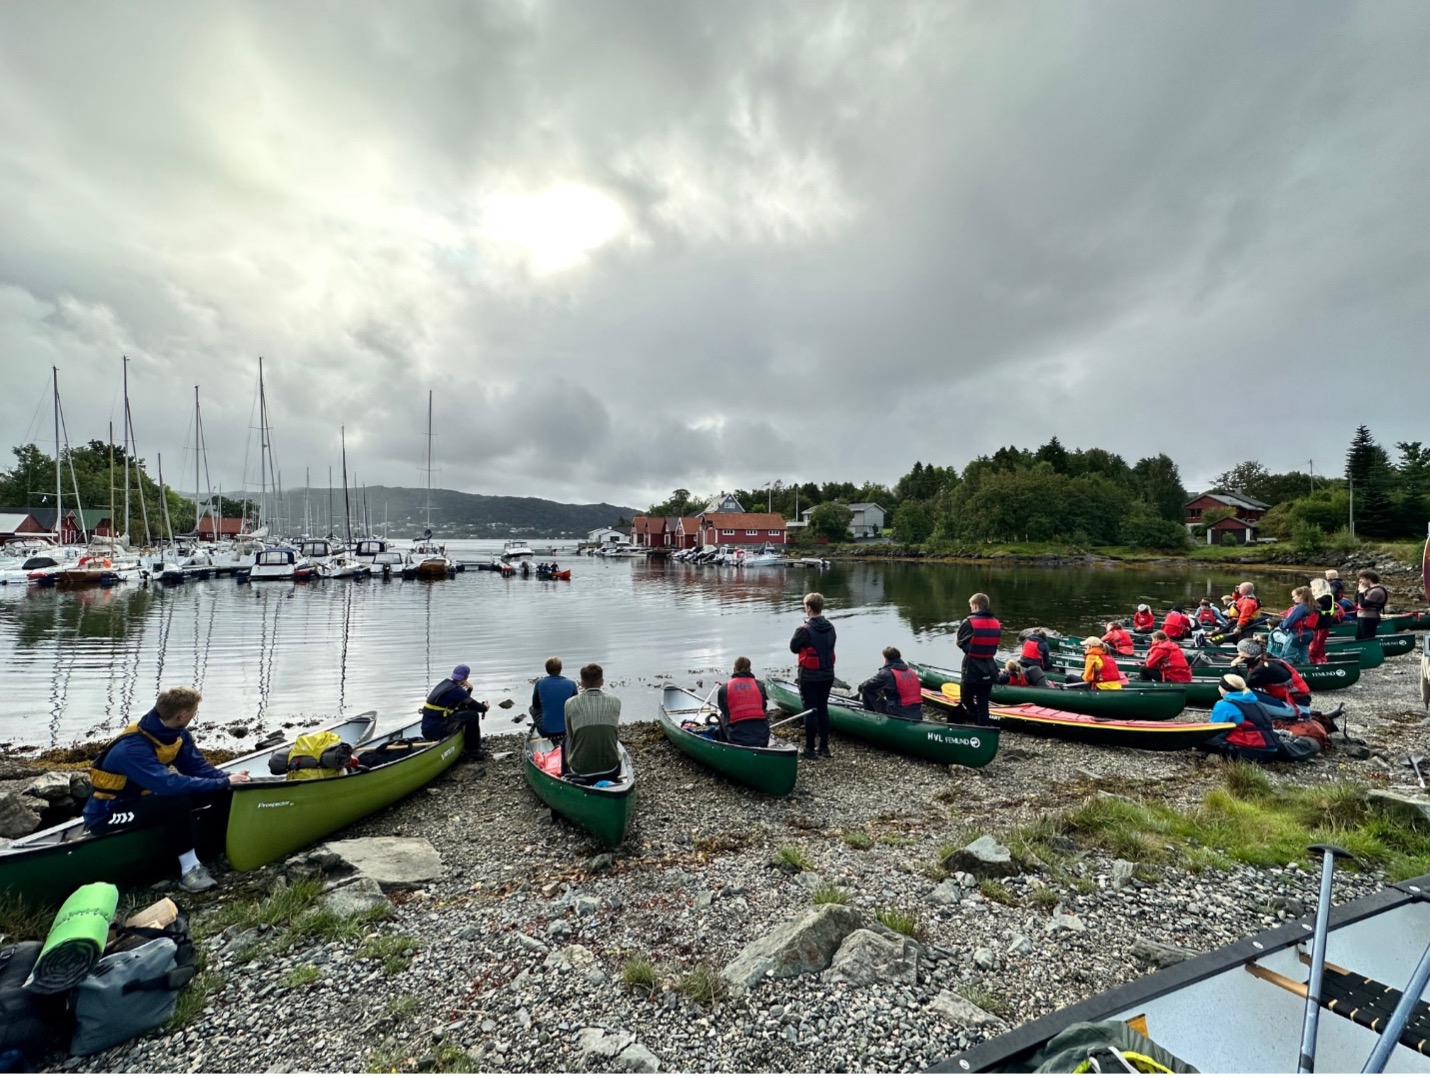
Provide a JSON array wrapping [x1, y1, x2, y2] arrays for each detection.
[[353, 538, 390, 564], [502, 539, 536, 560], [738, 544, 785, 566], [245, 546, 314, 582], [402, 393, 455, 579]]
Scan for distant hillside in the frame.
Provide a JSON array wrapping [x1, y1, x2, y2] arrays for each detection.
[[225, 485, 639, 539]]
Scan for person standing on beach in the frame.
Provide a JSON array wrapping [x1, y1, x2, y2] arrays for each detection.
[[1355, 570, 1389, 641], [789, 592, 837, 760], [956, 593, 1001, 727]]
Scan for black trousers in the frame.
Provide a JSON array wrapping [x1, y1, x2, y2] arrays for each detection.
[[1139, 668, 1165, 682], [1355, 616, 1379, 641], [89, 792, 221, 858], [799, 678, 833, 751], [962, 658, 996, 727]]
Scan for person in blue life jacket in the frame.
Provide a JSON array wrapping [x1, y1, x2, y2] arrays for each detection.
[[789, 591, 837, 760], [716, 656, 771, 746], [1198, 674, 1279, 763], [957, 593, 1002, 727], [82, 686, 251, 894], [531, 656, 579, 744], [422, 664, 490, 759], [859, 646, 925, 719]]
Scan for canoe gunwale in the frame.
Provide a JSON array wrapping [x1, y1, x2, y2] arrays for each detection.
[[658, 685, 800, 762], [931, 873, 1430, 1073]]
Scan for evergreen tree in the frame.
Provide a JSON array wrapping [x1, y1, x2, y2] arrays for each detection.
[[1035, 436, 1069, 474], [1345, 426, 1398, 538], [1131, 454, 1187, 521]]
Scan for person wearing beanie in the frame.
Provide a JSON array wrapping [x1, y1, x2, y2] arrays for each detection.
[[1131, 604, 1155, 633], [1200, 672, 1279, 762], [1230, 641, 1313, 718], [421, 663, 490, 758], [1077, 637, 1126, 690]]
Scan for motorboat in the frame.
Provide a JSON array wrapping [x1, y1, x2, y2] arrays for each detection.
[[502, 539, 536, 560], [244, 546, 314, 582], [739, 544, 785, 566]]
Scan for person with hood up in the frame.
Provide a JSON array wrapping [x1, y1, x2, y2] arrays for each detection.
[[1199, 674, 1279, 763], [1131, 604, 1155, 633], [858, 646, 924, 719], [789, 592, 837, 759]]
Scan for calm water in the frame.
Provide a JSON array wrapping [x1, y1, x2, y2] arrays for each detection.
[[0, 542, 1311, 747]]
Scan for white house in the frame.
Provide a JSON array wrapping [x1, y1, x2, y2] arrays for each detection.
[[586, 526, 626, 544], [800, 502, 886, 539]]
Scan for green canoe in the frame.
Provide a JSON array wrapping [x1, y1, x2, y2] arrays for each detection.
[[1057, 635, 1392, 669], [226, 715, 463, 871], [659, 685, 799, 796], [1324, 613, 1416, 636], [908, 661, 1188, 721], [1045, 652, 1361, 696], [524, 732, 635, 847], [767, 679, 999, 767], [0, 714, 377, 904]]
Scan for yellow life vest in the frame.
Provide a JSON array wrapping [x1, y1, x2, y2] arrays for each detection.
[[89, 722, 182, 800]]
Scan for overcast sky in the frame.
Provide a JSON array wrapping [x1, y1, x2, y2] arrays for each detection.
[[0, 1, 1425, 508]]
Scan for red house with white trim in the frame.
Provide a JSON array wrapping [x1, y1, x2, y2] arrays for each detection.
[[1185, 490, 1270, 544], [696, 512, 788, 547]]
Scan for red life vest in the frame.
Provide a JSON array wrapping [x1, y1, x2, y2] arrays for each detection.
[[891, 665, 923, 707], [1005, 667, 1029, 686], [1272, 657, 1311, 698], [1144, 640, 1193, 682], [1102, 628, 1135, 655], [1132, 611, 1155, 632], [1019, 638, 1045, 664], [1090, 652, 1127, 686], [962, 613, 1002, 659], [724, 676, 766, 723], [1234, 595, 1261, 626], [1161, 610, 1192, 639], [1196, 607, 1221, 625], [797, 623, 836, 672]]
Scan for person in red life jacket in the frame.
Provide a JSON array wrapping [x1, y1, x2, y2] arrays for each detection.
[[1160, 605, 1194, 641], [858, 646, 924, 720], [956, 593, 1001, 727], [1131, 604, 1155, 633], [82, 686, 251, 894], [1138, 630, 1193, 683], [1308, 578, 1337, 664], [1101, 621, 1136, 655], [789, 591, 837, 760], [1272, 585, 1318, 666], [1208, 582, 1264, 644], [1231, 639, 1312, 719], [1355, 570, 1390, 641], [1194, 598, 1228, 630], [1199, 674, 1279, 763], [716, 656, 771, 746], [1077, 637, 1127, 689], [1018, 629, 1051, 671], [997, 658, 1049, 688]]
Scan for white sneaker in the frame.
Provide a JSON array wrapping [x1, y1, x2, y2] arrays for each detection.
[[179, 864, 218, 893]]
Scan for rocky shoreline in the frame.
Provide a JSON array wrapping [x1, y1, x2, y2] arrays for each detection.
[[18, 637, 1419, 1074]]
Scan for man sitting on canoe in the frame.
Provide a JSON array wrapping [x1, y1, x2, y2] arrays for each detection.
[[563, 662, 621, 780], [1017, 629, 1051, 671], [717, 656, 772, 745], [858, 646, 924, 719], [1198, 674, 1279, 763], [1100, 621, 1135, 656], [1075, 637, 1126, 689], [531, 656, 579, 745], [1138, 630, 1193, 682], [422, 664, 490, 760], [1195, 598, 1228, 630], [82, 686, 251, 894]]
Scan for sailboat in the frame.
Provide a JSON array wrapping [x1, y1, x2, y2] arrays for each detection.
[[242, 359, 313, 583], [316, 429, 371, 579], [403, 392, 455, 580]]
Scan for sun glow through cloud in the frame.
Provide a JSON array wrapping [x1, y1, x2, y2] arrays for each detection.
[[480, 184, 628, 274]]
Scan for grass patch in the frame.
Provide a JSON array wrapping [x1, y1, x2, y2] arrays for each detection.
[[433, 1040, 480, 1073], [284, 964, 321, 988], [875, 907, 924, 939], [1029, 885, 1059, 911], [842, 830, 874, 850], [359, 934, 423, 975], [200, 880, 391, 953], [619, 956, 660, 997], [678, 961, 728, 1008], [771, 846, 815, 872], [962, 986, 1009, 1018], [979, 880, 1018, 907], [922, 862, 948, 882], [810, 883, 852, 905], [387, 994, 421, 1018], [0, 895, 56, 942], [877, 835, 918, 848], [168, 966, 223, 1029]]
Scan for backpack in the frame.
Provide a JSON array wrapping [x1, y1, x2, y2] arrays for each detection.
[[1274, 730, 1321, 762], [68, 912, 196, 1057], [0, 942, 70, 1062], [268, 730, 352, 780]]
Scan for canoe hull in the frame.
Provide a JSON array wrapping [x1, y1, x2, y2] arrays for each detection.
[[658, 687, 798, 796], [1048, 656, 1362, 695], [909, 662, 1188, 721], [767, 679, 998, 768], [523, 736, 635, 847], [225, 718, 463, 871]]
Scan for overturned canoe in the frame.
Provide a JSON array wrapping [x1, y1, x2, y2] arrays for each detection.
[[524, 732, 635, 847], [767, 679, 998, 768], [922, 684, 1232, 752], [0, 713, 378, 903], [908, 661, 1188, 721], [658, 685, 798, 796], [225, 715, 463, 871]]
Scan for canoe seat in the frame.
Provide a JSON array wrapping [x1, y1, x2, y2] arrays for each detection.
[[1319, 965, 1430, 1056]]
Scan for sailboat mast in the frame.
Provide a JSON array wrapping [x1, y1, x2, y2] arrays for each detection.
[[122, 356, 130, 543], [426, 390, 434, 532], [108, 422, 115, 544], [341, 428, 353, 548], [328, 467, 334, 537], [122, 357, 150, 546], [193, 386, 202, 536], [52, 367, 63, 544], [258, 357, 268, 531], [157, 453, 174, 543]]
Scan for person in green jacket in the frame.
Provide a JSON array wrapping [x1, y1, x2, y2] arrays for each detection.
[[563, 663, 621, 779]]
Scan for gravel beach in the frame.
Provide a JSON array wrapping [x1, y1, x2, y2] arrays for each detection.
[[37, 624, 1428, 1075]]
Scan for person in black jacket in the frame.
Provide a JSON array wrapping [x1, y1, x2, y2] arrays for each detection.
[[422, 664, 490, 759], [858, 646, 924, 719], [956, 593, 1002, 727], [789, 592, 837, 760]]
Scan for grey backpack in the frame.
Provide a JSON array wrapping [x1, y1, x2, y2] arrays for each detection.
[[69, 936, 194, 1056]]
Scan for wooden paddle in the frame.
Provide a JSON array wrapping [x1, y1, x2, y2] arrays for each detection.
[[769, 708, 814, 730]]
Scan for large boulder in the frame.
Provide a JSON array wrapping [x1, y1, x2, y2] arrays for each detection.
[[823, 928, 918, 986], [320, 876, 392, 917], [0, 792, 43, 839], [928, 990, 1000, 1028], [26, 772, 72, 801], [721, 903, 863, 991], [1367, 790, 1430, 828], [299, 837, 444, 888], [941, 835, 1016, 879]]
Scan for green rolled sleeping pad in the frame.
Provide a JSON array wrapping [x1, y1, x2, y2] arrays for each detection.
[[25, 882, 118, 995]]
